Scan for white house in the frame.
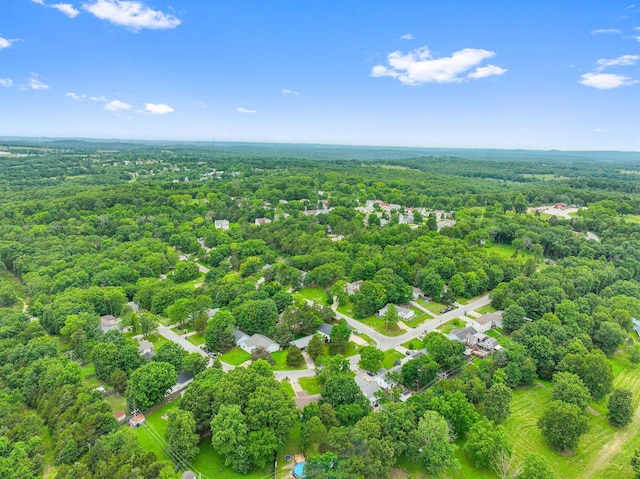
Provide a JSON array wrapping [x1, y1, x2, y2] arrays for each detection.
[[214, 219, 230, 230], [100, 314, 121, 332], [346, 281, 363, 296], [377, 304, 415, 320], [255, 217, 272, 226], [240, 333, 280, 354], [471, 312, 500, 333]]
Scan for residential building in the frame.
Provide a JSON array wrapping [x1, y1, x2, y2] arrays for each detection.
[[129, 413, 146, 428], [289, 335, 314, 350], [317, 323, 333, 338], [346, 280, 363, 296], [232, 329, 250, 346], [471, 312, 500, 333], [378, 304, 415, 320], [100, 314, 121, 333], [214, 219, 230, 230], [240, 333, 280, 353], [138, 340, 155, 361], [255, 217, 272, 226]]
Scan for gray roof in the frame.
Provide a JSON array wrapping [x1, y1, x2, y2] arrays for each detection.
[[355, 375, 381, 399], [244, 333, 278, 349], [138, 340, 154, 353], [232, 329, 250, 344], [206, 308, 220, 318], [290, 335, 313, 349], [475, 312, 502, 326], [317, 323, 333, 336], [449, 326, 479, 344]]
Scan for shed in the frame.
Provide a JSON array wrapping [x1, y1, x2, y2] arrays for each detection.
[[129, 414, 146, 428]]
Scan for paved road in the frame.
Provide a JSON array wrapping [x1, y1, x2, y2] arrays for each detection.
[[157, 325, 234, 371], [332, 294, 491, 352]]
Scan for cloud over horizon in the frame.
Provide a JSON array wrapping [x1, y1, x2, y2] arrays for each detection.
[[82, 0, 181, 31], [0, 37, 16, 50], [143, 103, 174, 114], [371, 45, 507, 85], [32, 0, 80, 18], [237, 107, 257, 113], [579, 72, 638, 89], [105, 99, 132, 111]]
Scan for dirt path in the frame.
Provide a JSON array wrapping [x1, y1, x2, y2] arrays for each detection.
[[19, 297, 28, 313], [583, 404, 640, 478]]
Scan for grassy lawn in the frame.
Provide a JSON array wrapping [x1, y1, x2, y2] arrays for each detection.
[[299, 376, 322, 395], [356, 314, 404, 337], [271, 350, 307, 371], [485, 242, 534, 260], [280, 380, 296, 398], [437, 317, 466, 334], [357, 333, 375, 346], [187, 333, 206, 346], [219, 347, 251, 366], [147, 332, 170, 350], [624, 214, 640, 224], [456, 297, 470, 305], [276, 421, 303, 478], [337, 301, 355, 316], [382, 350, 404, 369], [297, 287, 328, 304], [475, 304, 497, 314], [192, 438, 272, 479], [423, 301, 450, 315], [135, 401, 179, 462], [403, 338, 424, 350], [503, 381, 619, 479], [404, 306, 433, 325]]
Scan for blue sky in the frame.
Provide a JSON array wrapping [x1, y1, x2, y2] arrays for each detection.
[[1, 0, 640, 149]]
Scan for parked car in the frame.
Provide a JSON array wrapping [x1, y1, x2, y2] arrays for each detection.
[[366, 371, 376, 377], [440, 305, 454, 313]]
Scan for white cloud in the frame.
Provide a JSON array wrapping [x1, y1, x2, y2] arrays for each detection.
[[594, 128, 608, 133], [66, 92, 84, 100], [371, 45, 506, 85], [0, 78, 12, 87], [281, 88, 299, 95], [400, 33, 413, 40], [468, 64, 508, 79], [595, 54, 640, 71], [0, 37, 16, 50], [237, 107, 257, 113], [579, 72, 638, 89], [82, 0, 181, 31], [52, 3, 81, 18], [590, 28, 621, 34], [32, 0, 80, 18], [28, 74, 49, 90], [143, 103, 174, 114], [105, 99, 132, 111]]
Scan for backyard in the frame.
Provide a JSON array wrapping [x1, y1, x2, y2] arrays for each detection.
[[219, 347, 251, 366]]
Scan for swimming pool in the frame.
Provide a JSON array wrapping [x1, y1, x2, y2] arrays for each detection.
[[293, 462, 307, 478]]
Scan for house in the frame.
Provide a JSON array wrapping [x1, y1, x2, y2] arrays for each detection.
[[114, 411, 127, 424], [317, 323, 333, 338], [633, 318, 640, 340], [240, 333, 280, 354], [129, 413, 146, 428], [100, 314, 121, 332], [138, 340, 155, 361], [206, 308, 220, 318], [346, 280, 363, 296], [378, 304, 415, 320], [232, 329, 250, 346], [355, 375, 381, 408], [554, 203, 567, 210], [471, 312, 500, 333], [214, 219, 230, 230], [289, 335, 314, 350], [255, 217, 272, 226], [448, 326, 480, 346]]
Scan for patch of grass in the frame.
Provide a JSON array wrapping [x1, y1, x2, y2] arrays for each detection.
[[343, 341, 360, 357], [403, 338, 424, 350], [271, 350, 307, 371], [192, 437, 272, 479], [475, 304, 497, 314], [297, 287, 328, 304], [624, 214, 640, 224], [355, 314, 404, 337], [456, 297, 470, 305], [504, 381, 617, 479], [135, 401, 179, 462], [147, 332, 170, 350], [438, 317, 466, 334], [485, 242, 533, 260], [219, 347, 251, 366], [187, 333, 206, 346], [280, 380, 296, 398], [299, 377, 322, 395], [276, 421, 302, 477], [337, 301, 355, 316], [357, 333, 375, 345], [180, 273, 205, 289], [104, 393, 127, 414], [423, 301, 450, 315], [383, 350, 404, 369]]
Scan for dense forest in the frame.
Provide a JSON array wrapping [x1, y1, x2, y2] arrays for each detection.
[[1, 141, 640, 479]]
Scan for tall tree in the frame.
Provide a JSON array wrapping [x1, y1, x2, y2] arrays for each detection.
[[464, 417, 510, 468], [484, 383, 512, 424], [165, 409, 199, 462], [358, 346, 384, 373], [607, 388, 634, 428], [408, 411, 459, 478], [538, 401, 589, 451], [127, 362, 177, 411], [205, 310, 236, 352]]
